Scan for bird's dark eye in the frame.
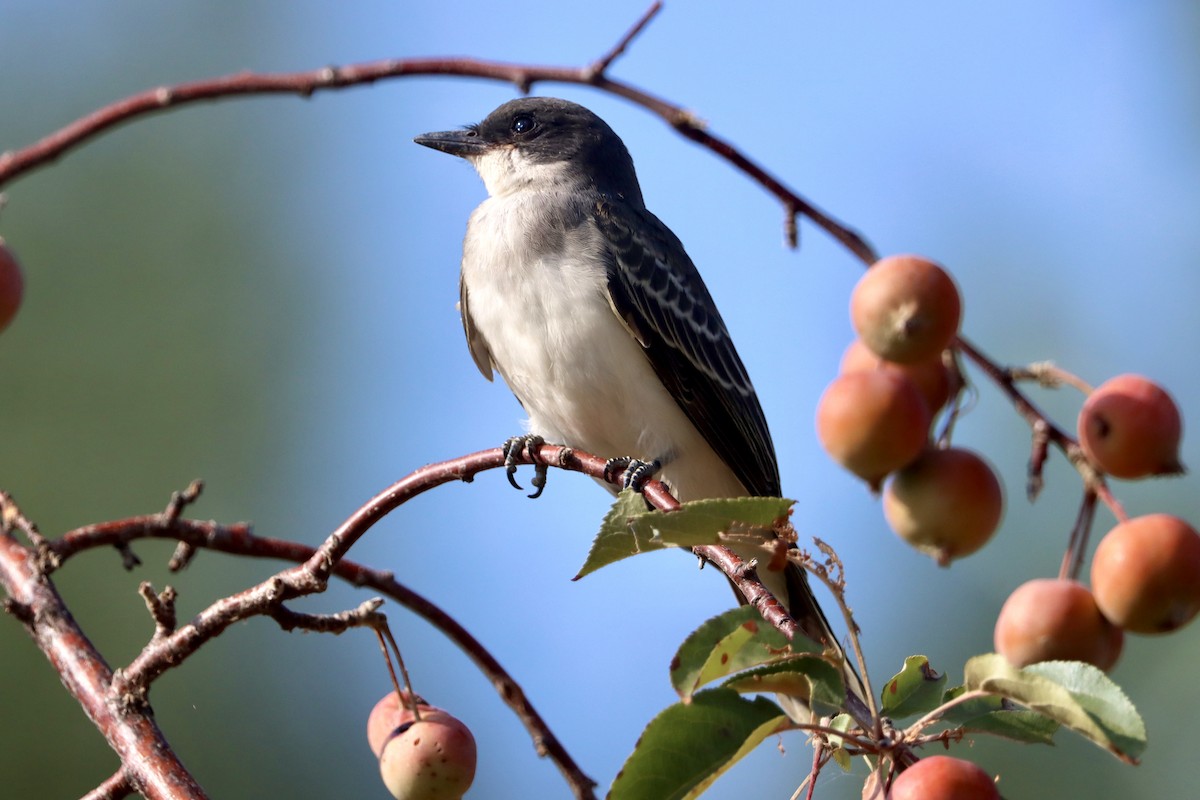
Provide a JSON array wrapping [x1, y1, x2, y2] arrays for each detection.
[[511, 114, 536, 135]]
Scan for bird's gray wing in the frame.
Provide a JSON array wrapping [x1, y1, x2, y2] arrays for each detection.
[[592, 198, 780, 497], [459, 275, 495, 380]]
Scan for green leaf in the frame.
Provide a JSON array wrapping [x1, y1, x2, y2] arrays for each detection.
[[880, 655, 947, 719], [935, 686, 1059, 745], [608, 689, 789, 800], [671, 606, 816, 699], [576, 495, 793, 579], [722, 656, 846, 717], [964, 654, 1146, 762], [575, 491, 664, 579], [628, 496, 794, 548]]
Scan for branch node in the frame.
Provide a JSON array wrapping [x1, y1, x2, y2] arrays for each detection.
[[3, 597, 35, 625], [161, 479, 204, 525], [587, 1, 663, 79], [138, 581, 178, 639], [115, 542, 143, 571], [168, 540, 197, 572]]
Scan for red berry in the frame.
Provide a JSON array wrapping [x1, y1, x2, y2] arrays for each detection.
[[994, 579, 1123, 671], [890, 756, 999, 800], [882, 447, 1003, 565], [1091, 514, 1200, 634], [0, 239, 24, 332], [850, 254, 961, 364], [1078, 374, 1184, 479], [839, 338, 952, 414], [816, 370, 930, 490]]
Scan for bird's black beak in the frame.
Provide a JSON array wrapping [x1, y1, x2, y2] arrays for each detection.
[[413, 129, 487, 158]]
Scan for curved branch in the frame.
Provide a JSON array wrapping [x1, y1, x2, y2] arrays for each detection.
[[0, 7, 872, 261]]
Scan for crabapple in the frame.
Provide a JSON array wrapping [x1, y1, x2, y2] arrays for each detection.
[[839, 338, 952, 414], [889, 756, 999, 800], [816, 369, 930, 490], [0, 239, 24, 332], [1078, 374, 1184, 479], [850, 254, 961, 364], [994, 578, 1123, 671], [882, 447, 1003, 565], [369, 691, 477, 800], [1091, 514, 1200, 634]]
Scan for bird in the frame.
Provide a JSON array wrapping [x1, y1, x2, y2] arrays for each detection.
[[414, 97, 865, 721]]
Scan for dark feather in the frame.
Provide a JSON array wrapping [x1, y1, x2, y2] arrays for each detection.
[[593, 198, 780, 498]]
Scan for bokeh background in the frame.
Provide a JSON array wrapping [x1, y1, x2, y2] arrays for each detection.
[[2, 2, 1198, 798]]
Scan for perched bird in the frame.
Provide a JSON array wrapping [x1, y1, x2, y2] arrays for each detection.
[[414, 97, 864, 719]]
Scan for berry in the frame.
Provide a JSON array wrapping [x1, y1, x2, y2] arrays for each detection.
[[378, 710, 477, 800], [1091, 514, 1200, 634], [839, 338, 952, 414], [850, 254, 961, 364], [0, 239, 24, 333], [368, 691, 435, 759], [816, 370, 930, 490], [889, 756, 1000, 800], [1078, 374, 1184, 479], [994, 579, 1123, 671], [882, 447, 1003, 565]]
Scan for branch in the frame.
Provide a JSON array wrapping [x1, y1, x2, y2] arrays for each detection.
[[0, 499, 207, 800], [0, 5, 872, 260]]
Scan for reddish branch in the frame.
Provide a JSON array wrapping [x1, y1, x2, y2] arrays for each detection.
[[13, 444, 791, 800], [0, 498, 207, 800], [0, 2, 1136, 797]]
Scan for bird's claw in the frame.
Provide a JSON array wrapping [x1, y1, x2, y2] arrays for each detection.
[[603, 456, 662, 493], [503, 434, 547, 498]]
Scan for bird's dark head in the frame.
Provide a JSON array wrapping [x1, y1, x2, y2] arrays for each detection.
[[414, 97, 643, 203]]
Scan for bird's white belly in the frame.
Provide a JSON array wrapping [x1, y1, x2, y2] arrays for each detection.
[[462, 202, 744, 499]]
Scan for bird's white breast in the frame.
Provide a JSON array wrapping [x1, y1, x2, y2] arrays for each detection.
[[460, 189, 744, 499]]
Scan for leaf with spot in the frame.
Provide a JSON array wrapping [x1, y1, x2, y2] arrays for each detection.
[[880, 655, 947, 719], [722, 656, 846, 718], [670, 605, 819, 700]]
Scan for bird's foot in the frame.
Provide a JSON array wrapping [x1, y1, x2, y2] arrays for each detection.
[[602, 456, 662, 493], [503, 434, 548, 499]]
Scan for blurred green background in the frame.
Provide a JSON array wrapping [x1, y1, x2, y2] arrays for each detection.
[[1, 2, 1198, 798]]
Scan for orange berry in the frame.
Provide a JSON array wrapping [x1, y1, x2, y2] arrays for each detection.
[[850, 254, 961, 364], [839, 338, 952, 414], [994, 579, 1123, 671], [1091, 514, 1200, 634], [816, 370, 930, 490], [890, 756, 999, 800], [1078, 374, 1184, 479], [882, 447, 1003, 565]]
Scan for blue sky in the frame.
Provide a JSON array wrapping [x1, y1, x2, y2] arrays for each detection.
[[2, 2, 1198, 798]]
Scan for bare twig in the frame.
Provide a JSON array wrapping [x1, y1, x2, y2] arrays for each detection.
[[80, 769, 134, 800], [1059, 490, 1099, 582]]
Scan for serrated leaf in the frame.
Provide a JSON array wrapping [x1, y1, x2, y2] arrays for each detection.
[[964, 654, 1146, 762], [881, 655, 947, 719], [935, 687, 1059, 745], [671, 606, 816, 699], [608, 689, 788, 800], [575, 491, 663, 579], [629, 496, 794, 547], [576, 495, 793, 580], [722, 656, 845, 717]]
